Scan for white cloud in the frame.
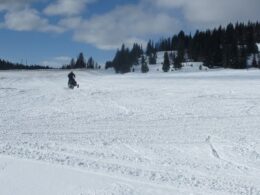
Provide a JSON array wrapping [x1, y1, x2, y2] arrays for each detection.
[[144, 0, 260, 27], [67, 0, 260, 50], [44, 0, 97, 16], [2, 8, 64, 33], [59, 17, 83, 29], [73, 5, 180, 50], [0, 0, 38, 11], [1, 0, 259, 51], [41, 56, 71, 68]]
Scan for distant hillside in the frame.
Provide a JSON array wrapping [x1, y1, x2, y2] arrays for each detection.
[[128, 51, 208, 74], [106, 22, 260, 73]]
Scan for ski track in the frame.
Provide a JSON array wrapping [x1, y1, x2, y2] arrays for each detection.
[[0, 70, 260, 195]]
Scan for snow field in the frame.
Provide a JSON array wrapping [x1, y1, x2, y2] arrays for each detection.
[[0, 69, 260, 195]]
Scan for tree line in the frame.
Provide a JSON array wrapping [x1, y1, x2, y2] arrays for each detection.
[[0, 59, 50, 70], [105, 44, 144, 73], [156, 22, 260, 69], [1, 22, 259, 71], [0, 52, 99, 70], [62, 52, 100, 70], [106, 21, 260, 73]]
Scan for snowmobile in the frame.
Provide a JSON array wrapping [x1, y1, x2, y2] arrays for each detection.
[[68, 71, 79, 89], [68, 80, 79, 89]]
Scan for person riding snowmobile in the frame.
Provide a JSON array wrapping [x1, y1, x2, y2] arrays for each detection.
[[68, 71, 79, 89]]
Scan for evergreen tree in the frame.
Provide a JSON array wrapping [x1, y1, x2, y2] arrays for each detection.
[[141, 55, 149, 73], [162, 52, 170, 72], [146, 40, 155, 55], [112, 44, 132, 73], [87, 57, 95, 69], [246, 25, 258, 54], [237, 45, 247, 69], [175, 31, 186, 64], [171, 35, 178, 51], [105, 61, 113, 69], [148, 53, 157, 65], [75, 52, 86, 68], [121, 46, 131, 73], [112, 50, 121, 73], [130, 43, 143, 65]]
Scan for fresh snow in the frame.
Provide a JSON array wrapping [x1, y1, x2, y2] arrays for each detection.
[[1, 69, 260, 195]]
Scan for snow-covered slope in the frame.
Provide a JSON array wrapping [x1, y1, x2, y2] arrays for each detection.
[[1, 69, 260, 195], [133, 51, 207, 73]]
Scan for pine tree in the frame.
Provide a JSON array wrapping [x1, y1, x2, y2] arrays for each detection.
[[246, 25, 258, 54], [121, 46, 131, 73], [237, 46, 247, 69], [112, 50, 121, 73], [176, 31, 186, 62], [75, 52, 86, 68], [112, 44, 132, 73], [130, 43, 143, 65], [162, 52, 170, 72], [146, 40, 154, 56], [87, 57, 94, 69], [148, 53, 157, 65], [105, 61, 113, 69], [141, 55, 149, 73]]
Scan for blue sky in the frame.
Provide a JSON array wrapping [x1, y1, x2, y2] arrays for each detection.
[[0, 0, 259, 67]]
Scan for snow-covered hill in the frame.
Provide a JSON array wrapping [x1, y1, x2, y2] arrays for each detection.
[[1, 69, 260, 195], [132, 51, 207, 73]]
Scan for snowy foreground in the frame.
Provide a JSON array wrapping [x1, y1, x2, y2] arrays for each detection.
[[0, 70, 260, 195]]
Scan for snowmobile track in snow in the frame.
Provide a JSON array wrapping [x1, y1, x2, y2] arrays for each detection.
[[1, 70, 260, 195]]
